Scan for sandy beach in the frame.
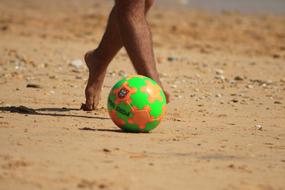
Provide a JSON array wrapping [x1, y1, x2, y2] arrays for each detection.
[[0, 0, 285, 189]]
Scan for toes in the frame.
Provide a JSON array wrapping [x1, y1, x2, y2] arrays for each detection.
[[80, 103, 93, 111]]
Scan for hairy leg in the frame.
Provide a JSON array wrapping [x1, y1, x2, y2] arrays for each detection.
[[115, 0, 160, 84], [82, 7, 121, 111], [115, 0, 169, 101], [82, 0, 156, 111]]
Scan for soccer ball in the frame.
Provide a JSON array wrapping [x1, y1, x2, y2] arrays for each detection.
[[107, 75, 167, 132]]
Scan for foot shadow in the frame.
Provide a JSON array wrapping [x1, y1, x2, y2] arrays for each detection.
[[35, 107, 80, 112], [0, 105, 110, 120]]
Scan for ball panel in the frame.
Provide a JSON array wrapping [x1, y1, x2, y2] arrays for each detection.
[[113, 102, 132, 123], [143, 120, 160, 132], [127, 105, 154, 130], [126, 76, 147, 88], [129, 90, 149, 110], [121, 123, 141, 133], [108, 109, 125, 128], [112, 77, 127, 90], [107, 92, 116, 111], [149, 100, 165, 118]]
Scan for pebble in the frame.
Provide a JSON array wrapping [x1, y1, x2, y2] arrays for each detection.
[[246, 84, 253, 89], [195, 73, 201, 78], [215, 93, 222, 98], [215, 75, 225, 81], [103, 148, 111, 153], [159, 72, 168, 78], [174, 94, 183, 98], [215, 69, 224, 75], [70, 59, 84, 69], [108, 70, 116, 77], [26, 84, 41, 88], [272, 54, 280, 59], [167, 56, 177, 62], [118, 70, 127, 77], [274, 101, 282, 104], [255, 124, 262, 130], [1, 25, 9, 31], [234, 76, 243, 81]]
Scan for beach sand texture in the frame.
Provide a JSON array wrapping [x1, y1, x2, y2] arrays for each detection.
[[0, 0, 285, 189]]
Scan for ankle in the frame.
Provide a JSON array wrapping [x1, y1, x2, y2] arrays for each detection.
[[92, 48, 112, 64]]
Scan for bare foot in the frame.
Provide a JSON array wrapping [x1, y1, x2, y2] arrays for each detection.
[[81, 50, 108, 111]]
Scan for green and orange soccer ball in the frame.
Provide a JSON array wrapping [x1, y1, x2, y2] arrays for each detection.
[[107, 75, 167, 133]]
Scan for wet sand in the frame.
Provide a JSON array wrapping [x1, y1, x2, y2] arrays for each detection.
[[0, 0, 285, 190]]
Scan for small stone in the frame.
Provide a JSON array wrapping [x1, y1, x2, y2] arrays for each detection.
[[98, 184, 107, 189], [215, 75, 225, 81], [70, 59, 84, 69], [215, 93, 222, 98], [1, 25, 8, 31], [215, 69, 224, 75], [246, 85, 253, 89], [195, 73, 201, 78], [272, 54, 280, 59], [171, 84, 177, 89], [118, 70, 126, 77], [103, 148, 111, 153], [255, 124, 262, 130], [174, 95, 182, 98], [274, 101, 282, 104], [228, 164, 235, 168], [167, 56, 177, 62], [71, 69, 81, 73], [26, 84, 41, 88], [159, 72, 168, 78], [108, 70, 116, 77], [234, 76, 243, 81]]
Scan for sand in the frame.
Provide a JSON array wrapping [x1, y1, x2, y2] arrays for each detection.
[[0, 0, 285, 189]]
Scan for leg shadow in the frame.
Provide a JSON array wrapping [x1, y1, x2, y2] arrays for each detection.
[[0, 105, 109, 120]]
